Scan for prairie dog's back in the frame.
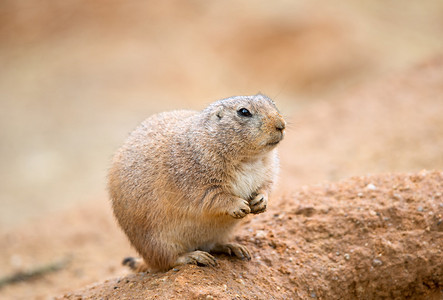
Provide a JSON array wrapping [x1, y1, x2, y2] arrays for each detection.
[[109, 110, 197, 229]]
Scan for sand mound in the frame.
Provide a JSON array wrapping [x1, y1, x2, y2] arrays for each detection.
[[59, 171, 443, 299]]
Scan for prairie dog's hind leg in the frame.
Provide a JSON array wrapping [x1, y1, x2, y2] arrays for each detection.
[[173, 250, 217, 267], [211, 243, 251, 260], [122, 257, 149, 273], [123, 251, 218, 271]]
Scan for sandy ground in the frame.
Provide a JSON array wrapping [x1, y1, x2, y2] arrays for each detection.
[[1, 1, 443, 299], [59, 170, 443, 300]]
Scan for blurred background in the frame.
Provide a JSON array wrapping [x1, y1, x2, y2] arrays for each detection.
[[1, 0, 443, 229]]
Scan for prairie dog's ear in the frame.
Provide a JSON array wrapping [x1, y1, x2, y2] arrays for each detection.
[[215, 106, 224, 119]]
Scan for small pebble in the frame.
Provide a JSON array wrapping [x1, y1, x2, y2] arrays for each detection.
[[205, 295, 214, 300], [392, 193, 402, 200], [310, 292, 317, 298], [278, 213, 286, 220], [372, 258, 383, 266], [417, 206, 424, 212], [255, 230, 266, 239], [172, 268, 179, 272], [366, 183, 377, 191], [344, 253, 350, 260]]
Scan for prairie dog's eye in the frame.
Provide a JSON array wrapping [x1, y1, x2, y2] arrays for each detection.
[[237, 108, 252, 117]]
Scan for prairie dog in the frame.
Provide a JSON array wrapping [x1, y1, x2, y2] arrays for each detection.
[[108, 94, 286, 272]]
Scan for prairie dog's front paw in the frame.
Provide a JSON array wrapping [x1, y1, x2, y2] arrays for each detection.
[[249, 193, 268, 214], [228, 199, 251, 219]]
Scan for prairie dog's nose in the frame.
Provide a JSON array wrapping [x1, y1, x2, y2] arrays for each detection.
[[275, 117, 286, 131]]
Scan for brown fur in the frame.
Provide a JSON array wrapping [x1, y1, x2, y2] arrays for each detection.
[[108, 94, 286, 272]]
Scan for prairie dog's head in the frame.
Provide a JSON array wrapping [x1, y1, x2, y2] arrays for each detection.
[[202, 94, 286, 156]]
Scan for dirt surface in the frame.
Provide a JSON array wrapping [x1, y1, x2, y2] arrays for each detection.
[[57, 171, 443, 300]]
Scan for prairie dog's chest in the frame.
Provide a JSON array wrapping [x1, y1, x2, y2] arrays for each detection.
[[230, 158, 269, 200]]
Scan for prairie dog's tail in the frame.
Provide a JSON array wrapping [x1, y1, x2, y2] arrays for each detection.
[[122, 257, 149, 273]]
